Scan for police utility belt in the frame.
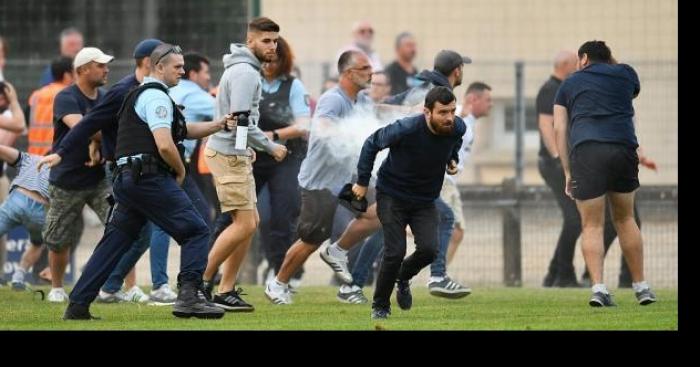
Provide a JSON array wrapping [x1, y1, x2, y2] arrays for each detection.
[[115, 154, 175, 182]]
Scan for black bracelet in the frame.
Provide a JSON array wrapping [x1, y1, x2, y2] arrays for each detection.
[[272, 130, 280, 140]]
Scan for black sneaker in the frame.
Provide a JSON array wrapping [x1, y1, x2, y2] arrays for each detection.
[[589, 292, 617, 307], [542, 271, 557, 287], [212, 288, 255, 312], [553, 276, 584, 288], [172, 282, 225, 319], [371, 307, 391, 320], [202, 280, 214, 302], [635, 288, 657, 306], [63, 302, 101, 320], [395, 280, 412, 310]]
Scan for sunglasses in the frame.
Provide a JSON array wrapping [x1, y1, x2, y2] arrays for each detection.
[[154, 45, 182, 65]]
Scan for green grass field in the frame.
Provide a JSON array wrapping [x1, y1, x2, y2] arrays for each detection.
[[0, 286, 677, 330]]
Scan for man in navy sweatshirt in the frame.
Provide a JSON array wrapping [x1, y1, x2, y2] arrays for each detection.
[[352, 86, 466, 320]]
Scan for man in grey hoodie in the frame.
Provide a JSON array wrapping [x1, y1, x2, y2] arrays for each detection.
[[202, 17, 288, 312]]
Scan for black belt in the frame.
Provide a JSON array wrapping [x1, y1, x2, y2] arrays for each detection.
[[115, 154, 174, 183]]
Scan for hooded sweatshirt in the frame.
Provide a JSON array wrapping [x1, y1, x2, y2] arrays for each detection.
[[206, 43, 277, 156], [383, 69, 451, 106]]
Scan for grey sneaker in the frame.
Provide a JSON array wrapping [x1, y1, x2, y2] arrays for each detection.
[[428, 276, 471, 299], [589, 292, 617, 307], [150, 284, 178, 304], [635, 288, 657, 306], [172, 282, 225, 319], [337, 286, 368, 304]]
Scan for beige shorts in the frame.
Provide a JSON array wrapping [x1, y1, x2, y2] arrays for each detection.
[[440, 178, 465, 229], [204, 147, 257, 212]]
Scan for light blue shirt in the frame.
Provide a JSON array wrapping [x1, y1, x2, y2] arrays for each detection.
[[261, 77, 311, 118], [135, 76, 173, 132], [170, 79, 215, 158], [297, 86, 369, 194], [118, 77, 174, 166]]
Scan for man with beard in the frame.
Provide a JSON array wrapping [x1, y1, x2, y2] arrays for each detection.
[[202, 17, 288, 311], [352, 86, 466, 319]]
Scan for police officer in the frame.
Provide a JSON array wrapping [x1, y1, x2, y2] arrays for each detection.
[[63, 44, 234, 320]]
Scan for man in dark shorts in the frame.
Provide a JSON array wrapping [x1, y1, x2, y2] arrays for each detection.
[[553, 40, 657, 307]]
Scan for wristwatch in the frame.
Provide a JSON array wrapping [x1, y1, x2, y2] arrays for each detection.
[[272, 130, 280, 141]]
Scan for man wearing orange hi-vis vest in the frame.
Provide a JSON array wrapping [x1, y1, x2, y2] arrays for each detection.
[[28, 57, 74, 155]]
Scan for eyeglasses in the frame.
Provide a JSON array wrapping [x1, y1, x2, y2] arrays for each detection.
[[358, 28, 374, 35], [154, 45, 182, 65], [351, 65, 372, 72]]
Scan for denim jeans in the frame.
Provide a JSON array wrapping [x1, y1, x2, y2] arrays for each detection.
[[429, 197, 454, 277], [350, 229, 384, 288], [0, 190, 46, 244]]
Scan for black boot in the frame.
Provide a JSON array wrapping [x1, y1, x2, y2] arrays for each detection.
[[64, 302, 101, 320], [173, 278, 225, 319]]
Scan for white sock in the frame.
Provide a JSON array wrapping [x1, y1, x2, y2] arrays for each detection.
[[632, 281, 650, 293], [339, 284, 353, 293], [274, 277, 288, 288], [429, 276, 445, 284], [328, 242, 348, 258], [592, 283, 609, 294], [15, 268, 26, 275]]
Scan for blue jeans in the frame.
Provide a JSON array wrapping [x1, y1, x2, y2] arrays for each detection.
[[101, 173, 211, 292], [0, 190, 46, 244], [72, 170, 209, 306], [350, 229, 384, 288], [430, 197, 454, 277]]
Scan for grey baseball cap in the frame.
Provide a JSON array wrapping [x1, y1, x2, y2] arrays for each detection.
[[433, 49, 472, 76]]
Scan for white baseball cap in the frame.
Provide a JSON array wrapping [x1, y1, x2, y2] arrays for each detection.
[[73, 47, 114, 69]]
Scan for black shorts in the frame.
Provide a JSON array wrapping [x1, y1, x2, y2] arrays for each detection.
[[296, 188, 339, 245], [570, 141, 640, 200]]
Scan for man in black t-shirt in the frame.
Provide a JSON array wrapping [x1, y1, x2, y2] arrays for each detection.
[[537, 50, 638, 289], [43, 47, 114, 303], [383, 32, 420, 95]]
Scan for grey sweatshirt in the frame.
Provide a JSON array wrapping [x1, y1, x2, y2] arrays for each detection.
[[206, 43, 277, 156]]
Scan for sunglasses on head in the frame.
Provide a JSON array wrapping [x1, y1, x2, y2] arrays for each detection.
[[154, 45, 182, 65]]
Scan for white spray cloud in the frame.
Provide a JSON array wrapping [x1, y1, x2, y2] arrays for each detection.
[[310, 105, 412, 186]]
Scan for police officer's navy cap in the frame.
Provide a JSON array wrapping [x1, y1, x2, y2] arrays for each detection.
[[433, 50, 472, 76], [133, 39, 164, 59]]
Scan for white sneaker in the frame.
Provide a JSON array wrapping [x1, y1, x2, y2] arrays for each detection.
[[319, 243, 353, 284], [11, 269, 27, 290], [124, 286, 150, 303], [265, 280, 292, 305], [47, 288, 69, 303], [150, 284, 177, 303]]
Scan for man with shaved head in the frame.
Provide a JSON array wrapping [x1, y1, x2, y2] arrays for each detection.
[[335, 20, 383, 73]]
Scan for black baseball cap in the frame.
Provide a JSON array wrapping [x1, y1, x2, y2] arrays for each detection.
[[433, 50, 472, 76]]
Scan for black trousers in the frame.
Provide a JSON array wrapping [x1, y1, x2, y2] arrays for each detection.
[[539, 157, 634, 282], [373, 193, 438, 310]]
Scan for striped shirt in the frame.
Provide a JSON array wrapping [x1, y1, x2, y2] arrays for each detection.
[[9, 152, 51, 201]]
